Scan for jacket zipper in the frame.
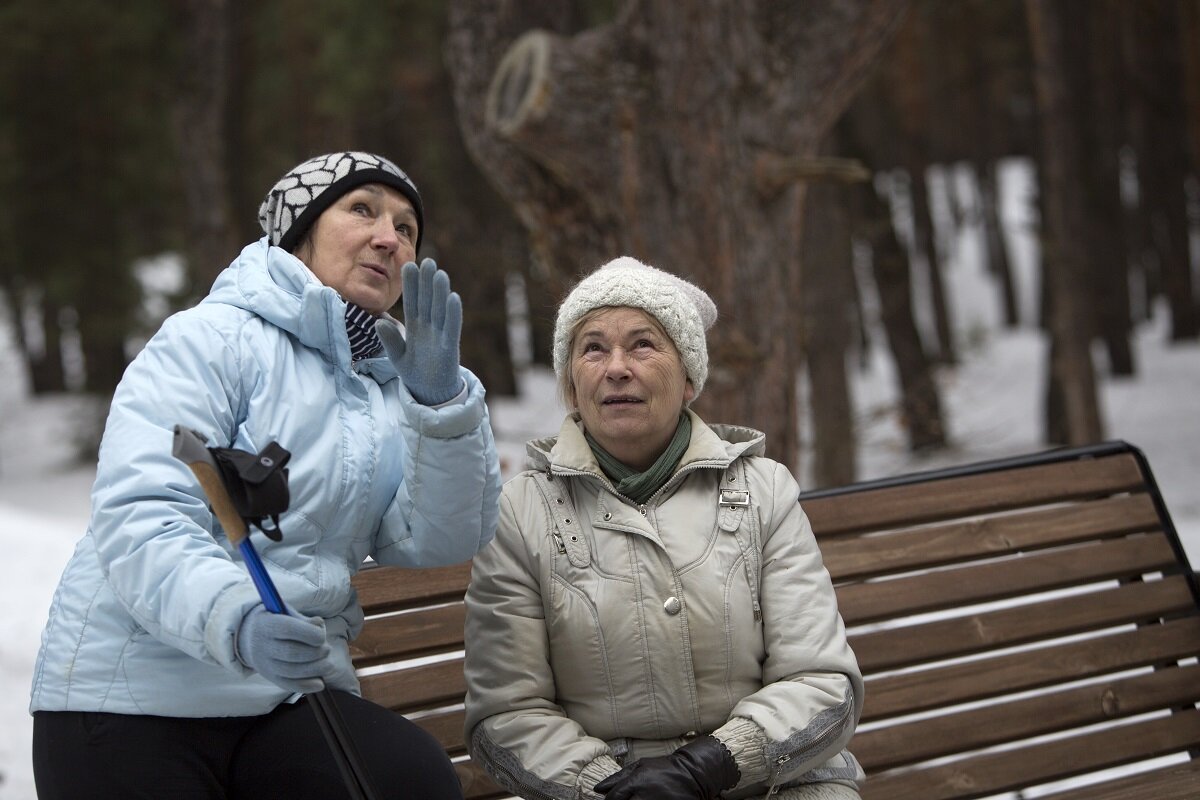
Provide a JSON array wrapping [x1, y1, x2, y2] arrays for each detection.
[[765, 709, 849, 797]]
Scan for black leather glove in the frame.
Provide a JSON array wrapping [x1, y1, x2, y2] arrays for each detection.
[[594, 735, 740, 800]]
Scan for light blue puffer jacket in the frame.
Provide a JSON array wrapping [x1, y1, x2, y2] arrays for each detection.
[[29, 238, 501, 717]]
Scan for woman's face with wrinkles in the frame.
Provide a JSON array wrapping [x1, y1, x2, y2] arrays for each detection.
[[569, 306, 694, 471], [296, 183, 419, 315]]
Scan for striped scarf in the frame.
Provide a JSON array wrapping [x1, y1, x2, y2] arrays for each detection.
[[344, 302, 384, 362]]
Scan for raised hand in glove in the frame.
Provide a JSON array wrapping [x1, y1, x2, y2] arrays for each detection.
[[235, 605, 334, 695], [594, 735, 740, 800], [377, 258, 464, 406]]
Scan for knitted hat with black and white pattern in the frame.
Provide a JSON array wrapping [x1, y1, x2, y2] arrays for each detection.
[[258, 151, 424, 253], [553, 256, 718, 401]]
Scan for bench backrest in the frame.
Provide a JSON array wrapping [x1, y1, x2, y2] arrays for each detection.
[[351, 441, 1200, 799]]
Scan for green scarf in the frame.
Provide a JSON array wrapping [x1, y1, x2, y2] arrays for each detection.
[[585, 413, 692, 505]]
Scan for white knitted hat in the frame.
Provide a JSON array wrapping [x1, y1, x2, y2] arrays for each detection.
[[553, 257, 718, 400]]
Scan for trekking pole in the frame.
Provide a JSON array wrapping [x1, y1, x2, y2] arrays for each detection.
[[172, 425, 379, 800]]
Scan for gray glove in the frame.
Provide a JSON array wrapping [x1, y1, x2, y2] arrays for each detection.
[[377, 259, 464, 406], [235, 605, 334, 694]]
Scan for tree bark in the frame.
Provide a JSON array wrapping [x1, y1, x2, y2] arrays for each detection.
[[446, 0, 908, 469], [1085, 0, 1134, 376], [975, 160, 1021, 326], [1026, 0, 1104, 445], [855, 177, 947, 452], [906, 169, 956, 364], [172, 0, 240, 292], [1121, 0, 1199, 340], [800, 139, 859, 488]]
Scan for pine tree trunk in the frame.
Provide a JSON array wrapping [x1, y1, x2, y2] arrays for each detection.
[[1026, 0, 1104, 445], [172, 0, 239, 292], [1121, 0, 1199, 340], [907, 169, 956, 364], [855, 179, 947, 452], [975, 159, 1021, 327], [445, 0, 907, 469], [800, 144, 858, 488], [1086, 0, 1134, 375]]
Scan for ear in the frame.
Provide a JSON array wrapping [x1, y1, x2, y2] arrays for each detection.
[[683, 379, 695, 405]]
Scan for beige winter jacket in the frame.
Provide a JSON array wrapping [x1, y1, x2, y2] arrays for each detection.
[[464, 411, 864, 799]]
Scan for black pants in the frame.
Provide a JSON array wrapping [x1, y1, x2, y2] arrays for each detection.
[[32, 691, 463, 800]]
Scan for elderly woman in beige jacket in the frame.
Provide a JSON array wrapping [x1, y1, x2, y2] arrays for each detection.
[[464, 257, 863, 800]]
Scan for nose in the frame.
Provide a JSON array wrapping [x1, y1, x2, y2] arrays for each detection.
[[371, 219, 400, 255], [604, 347, 633, 380]]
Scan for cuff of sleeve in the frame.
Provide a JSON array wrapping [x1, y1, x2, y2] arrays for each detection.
[[398, 367, 485, 439], [713, 716, 770, 791], [205, 581, 266, 672], [577, 753, 622, 799], [430, 379, 468, 409]]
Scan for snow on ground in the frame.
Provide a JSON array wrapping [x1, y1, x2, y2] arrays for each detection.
[[1, 160, 1198, 798]]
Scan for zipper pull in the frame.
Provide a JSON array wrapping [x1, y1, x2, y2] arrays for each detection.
[[552, 531, 566, 554], [752, 598, 762, 622]]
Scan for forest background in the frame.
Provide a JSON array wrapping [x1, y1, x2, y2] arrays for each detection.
[[1, 0, 1198, 487]]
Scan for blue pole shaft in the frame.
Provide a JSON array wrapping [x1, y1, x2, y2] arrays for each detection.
[[238, 539, 286, 614]]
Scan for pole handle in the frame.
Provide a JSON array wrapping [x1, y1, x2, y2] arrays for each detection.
[[172, 425, 249, 545]]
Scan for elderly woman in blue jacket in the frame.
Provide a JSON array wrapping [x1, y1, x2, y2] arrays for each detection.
[[29, 152, 501, 799]]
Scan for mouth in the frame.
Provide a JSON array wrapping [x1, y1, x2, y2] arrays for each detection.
[[602, 395, 643, 406], [360, 262, 389, 280]]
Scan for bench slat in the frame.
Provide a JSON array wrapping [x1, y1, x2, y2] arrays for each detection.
[[838, 533, 1179, 624], [805, 452, 1146, 537], [355, 562, 472, 615], [850, 575, 1197, 672], [864, 616, 1200, 721], [822, 493, 1161, 581], [861, 707, 1200, 800], [350, 604, 466, 667], [1034, 759, 1200, 800], [853, 663, 1200, 771], [412, 707, 469, 755], [359, 658, 466, 714]]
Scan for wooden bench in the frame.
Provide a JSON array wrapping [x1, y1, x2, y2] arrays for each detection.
[[350, 440, 1200, 799]]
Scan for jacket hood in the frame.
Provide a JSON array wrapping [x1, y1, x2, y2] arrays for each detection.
[[204, 238, 398, 376], [525, 409, 766, 476]]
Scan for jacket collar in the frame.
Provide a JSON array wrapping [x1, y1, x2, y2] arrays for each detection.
[[526, 409, 766, 477]]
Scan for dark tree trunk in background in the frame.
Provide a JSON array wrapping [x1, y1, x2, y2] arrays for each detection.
[[800, 136, 860, 488], [1121, 0, 1199, 340], [173, 0, 240, 293], [886, 9, 956, 365], [446, 0, 908, 470], [1183, 1, 1200, 173], [396, 19, 521, 397], [974, 160, 1021, 326], [0, 289, 67, 394], [1085, 0, 1134, 376], [855, 178, 947, 452], [906, 170, 956, 364], [1026, 0, 1104, 445]]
